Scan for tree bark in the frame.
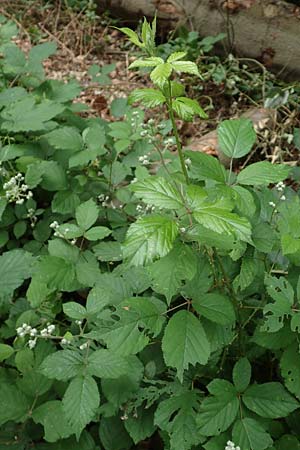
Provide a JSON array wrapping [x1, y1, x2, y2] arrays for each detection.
[[99, 0, 300, 80]]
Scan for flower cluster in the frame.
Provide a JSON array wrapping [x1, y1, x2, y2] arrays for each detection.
[[225, 441, 240, 450], [16, 322, 55, 349], [138, 154, 150, 165], [136, 203, 155, 214], [27, 208, 38, 228], [3, 173, 33, 204]]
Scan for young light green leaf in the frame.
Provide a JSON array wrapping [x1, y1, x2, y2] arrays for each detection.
[[243, 382, 299, 418], [129, 57, 163, 69], [237, 161, 290, 186], [75, 199, 98, 231], [167, 52, 187, 63], [217, 118, 256, 159], [123, 215, 178, 265], [162, 310, 210, 382], [131, 176, 184, 209], [171, 60, 201, 77], [150, 62, 172, 87], [233, 357, 251, 392], [197, 379, 239, 436], [172, 97, 207, 121], [193, 293, 236, 325], [128, 88, 166, 107], [62, 375, 100, 439], [115, 27, 144, 47], [232, 418, 273, 450]]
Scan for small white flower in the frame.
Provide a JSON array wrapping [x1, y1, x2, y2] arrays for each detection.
[[40, 328, 48, 336], [185, 158, 192, 166], [50, 221, 59, 229], [75, 320, 82, 326], [180, 227, 186, 233], [157, 123, 166, 130], [61, 338, 69, 345], [16, 327, 24, 335], [71, 239, 77, 245], [47, 324, 55, 334], [140, 130, 148, 137], [147, 118, 155, 125], [280, 195, 286, 201], [120, 414, 128, 421], [269, 201, 276, 208], [30, 328, 37, 337], [131, 178, 137, 184], [28, 338, 37, 349], [79, 342, 88, 350]]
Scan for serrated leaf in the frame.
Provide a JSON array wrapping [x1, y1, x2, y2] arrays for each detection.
[[237, 162, 290, 186], [154, 392, 201, 450], [37, 257, 76, 292], [88, 349, 129, 379], [125, 406, 156, 444], [150, 62, 172, 87], [193, 293, 236, 325], [116, 27, 144, 47], [233, 256, 257, 291], [63, 302, 86, 320], [167, 52, 187, 62], [84, 226, 111, 241], [51, 190, 80, 214], [62, 375, 100, 438], [32, 400, 73, 443], [232, 418, 273, 450], [41, 350, 84, 381], [0, 381, 30, 426], [76, 199, 98, 231], [99, 416, 133, 450], [45, 126, 82, 151], [171, 60, 201, 77], [185, 150, 226, 182], [129, 56, 163, 69], [128, 88, 166, 107], [0, 249, 35, 297], [197, 379, 239, 436], [162, 310, 210, 382], [281, 343, 300, 399], [217, 118, 256, 159], [131, 176, 184, 209], [123, 215, 178, 265], [0, 344, 14, 362], [233, 358, 251, 392], [148, 243, 197, 304], [262, 276, 294, 332], [172, 97, 207, 121], [243, 382, 299, 418]]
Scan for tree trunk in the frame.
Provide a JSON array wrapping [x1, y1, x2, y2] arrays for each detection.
[[99, 0, 300, 80]]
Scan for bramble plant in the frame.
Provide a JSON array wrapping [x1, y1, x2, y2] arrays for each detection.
[[1, 14, 300, 450]]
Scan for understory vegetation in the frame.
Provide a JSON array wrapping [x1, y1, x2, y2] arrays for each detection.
[[1, 6, 300, 450]]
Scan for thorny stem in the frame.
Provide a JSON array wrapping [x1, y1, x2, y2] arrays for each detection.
[[166, 80, 190, 184]]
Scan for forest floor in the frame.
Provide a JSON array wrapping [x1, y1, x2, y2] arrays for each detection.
[[1, 0, 300, 169]]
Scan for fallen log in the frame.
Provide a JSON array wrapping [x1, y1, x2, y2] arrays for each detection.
[[98, 0, 300, 80]]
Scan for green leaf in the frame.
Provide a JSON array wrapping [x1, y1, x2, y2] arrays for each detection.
[[185, 150, 226, 182], [62, 375, 100, 438], [40, 160, 68, 191], [148, 243, 197, 304], [0, 249, 34, 297], [197, 379, 239, 436], [115, 27, 144, 47], [150, 62, 172, 87], [13, 220, 27, 239], [129, 56, 163, 69], [243, 382, 299, 418], [83, 124, 106, 152], [84, 226, 111, 241], [171, 60, 201, 77], [154, 391, 201, 450], [76, 199, 98, 231], [281, 343, 300, 399], [92, 241, 123, 262], [131, 176, 184, 209], [32, 400, 73, 443], [87, 349, 129, 379], [217, 118, 256, 159], [172, 97, 207, 121], [167, 52, 187, 62], [237, 162, 290, 186], [128, 88, 166, 107], [125, 406, 156, 444], [123, 215, 178, 265], [52, 190, 80, 214], [41, 350, 84, 381], [262, 276, 294, 332], [45, 126, 82, 151], [0, 344, 14, 362], [233, 257, 257, 291], [99, 416, 133, 450], [63, 302, 86, 320], [193, 293, 236, 325], [232, 418, 273, 450], [233, 358, 251, 392], [162, 310, 210, 382], [0, 381, 30, 426]]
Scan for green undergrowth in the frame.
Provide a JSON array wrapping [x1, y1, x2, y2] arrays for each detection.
[[1, 15, 300, 450]]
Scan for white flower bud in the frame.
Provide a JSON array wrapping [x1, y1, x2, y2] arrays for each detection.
[[28, 338, 37, 349]]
